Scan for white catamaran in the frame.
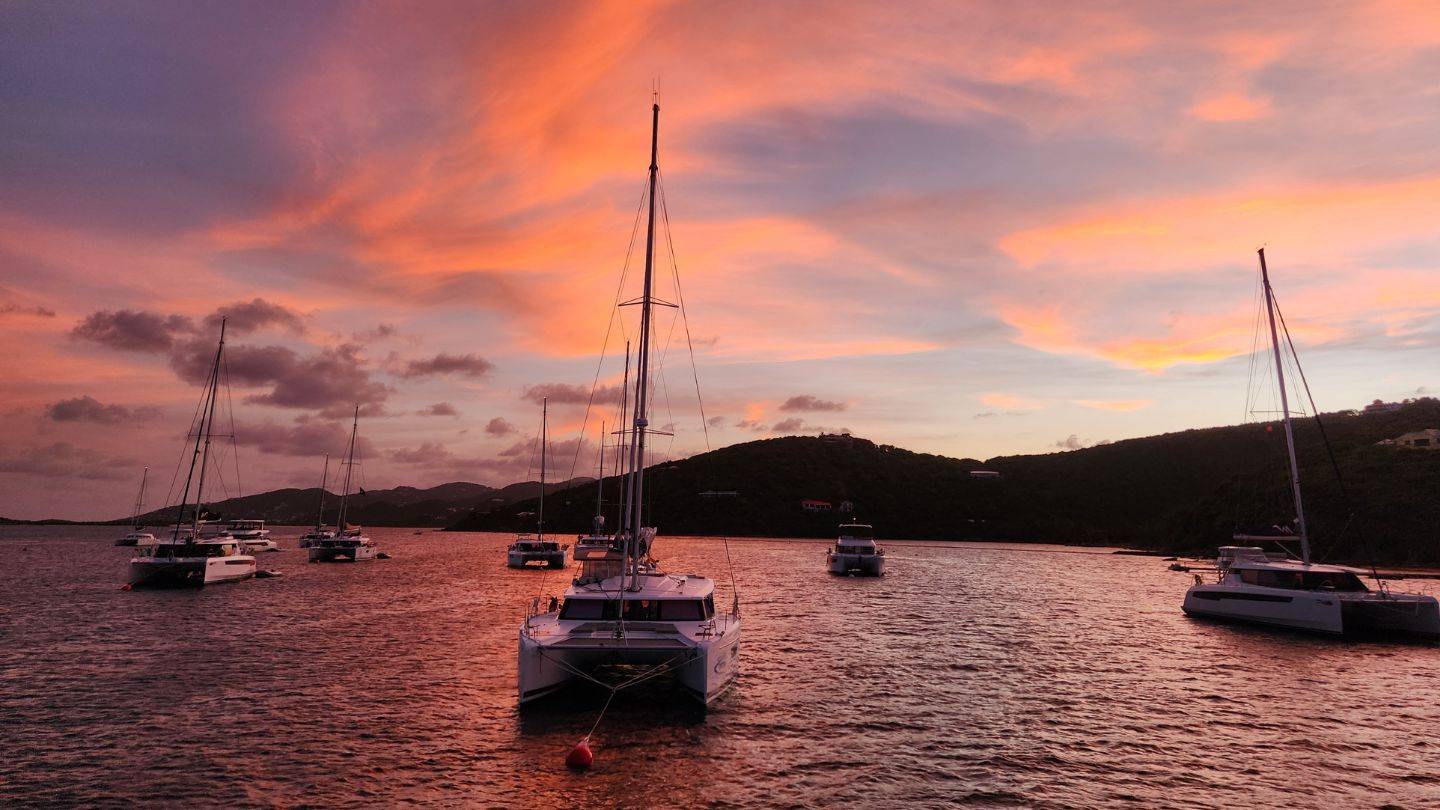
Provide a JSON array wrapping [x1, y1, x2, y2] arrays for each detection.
[[114, 466, 155, 548], [507, 398, 569, 569], [1181, 250, 1440, 637], [518, 102, 741, 706], [308, 407, 379, 563], [128, 320, 256, 587]]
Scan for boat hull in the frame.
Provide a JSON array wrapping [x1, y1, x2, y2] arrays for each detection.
[[508, 551, 567, 569], [128, 556, 256, 588], [240, 539, 278, 553], [1184, 584, 1345, 634], [309, 545, 377, 563], [827, 552, 885, 576], [518, 618, 740, 706]]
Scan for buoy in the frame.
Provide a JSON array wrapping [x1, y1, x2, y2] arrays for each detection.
[[565, 739, 594, 770]]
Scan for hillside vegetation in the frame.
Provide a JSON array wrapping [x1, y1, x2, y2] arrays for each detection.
[[449, 400, 1440, 566]]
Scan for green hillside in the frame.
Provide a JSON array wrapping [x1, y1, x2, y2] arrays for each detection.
[[449, 399, 1440, 566]]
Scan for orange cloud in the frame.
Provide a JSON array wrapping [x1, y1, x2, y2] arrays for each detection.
[[1073, 399, 1151, 412], [978, 392, 1044, 411]]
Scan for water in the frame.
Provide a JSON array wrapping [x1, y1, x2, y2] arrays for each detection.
[[3, 526, 1438, 808]]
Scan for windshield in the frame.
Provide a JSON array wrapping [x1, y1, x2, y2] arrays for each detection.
[[560, 597, 713, 621], [1239, 568, 1369, 592]]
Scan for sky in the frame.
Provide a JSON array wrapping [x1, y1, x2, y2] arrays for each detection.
[[2, 0, 1439, 520]]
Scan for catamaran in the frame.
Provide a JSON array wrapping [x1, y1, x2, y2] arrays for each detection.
[[1181, 250, 1440, 637], [518, 102, 741, 706], [309, 408, 379, 563], [298, 454, 332, 549], [507, 398, 569, 569], [114, 466, 155, 547], [128, 320, 256, 587], [827, 523, 886, 576]]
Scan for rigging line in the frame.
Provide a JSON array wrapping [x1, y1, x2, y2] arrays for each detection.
[[1272, 296, 1379, 578], [161, 369, 211, 521], [566, 179, 651, 482], [658, 170, 712, 449]]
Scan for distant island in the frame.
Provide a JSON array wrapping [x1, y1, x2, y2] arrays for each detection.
[[9, 399, 1439, 566], [452, 398, 1440, 567]]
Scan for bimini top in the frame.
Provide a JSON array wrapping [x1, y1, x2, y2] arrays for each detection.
[[838, 524, 874, 538]]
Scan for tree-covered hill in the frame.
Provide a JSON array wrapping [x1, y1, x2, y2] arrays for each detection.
[[449, 399, 1440, 566]]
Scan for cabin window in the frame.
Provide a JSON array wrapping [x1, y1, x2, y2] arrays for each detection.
[[559, 599, 618, 620], [1301, 571, 1368, 592], [657, 600, 707, 621]]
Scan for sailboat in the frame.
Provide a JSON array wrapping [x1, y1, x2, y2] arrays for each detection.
[[1181, 250, 1440, 637], [518, 102, 741, 705], [298, 454, 332, 549], [309, 407, 379, 562], [114, 466, 156, 547], [128, 320, 256, 587], [507, 398, 568, 569]]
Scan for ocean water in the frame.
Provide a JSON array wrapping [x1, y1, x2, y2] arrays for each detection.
[[2, 525, 1438, 808]]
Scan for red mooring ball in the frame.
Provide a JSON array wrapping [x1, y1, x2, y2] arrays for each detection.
[[565, 739, 594, 770]]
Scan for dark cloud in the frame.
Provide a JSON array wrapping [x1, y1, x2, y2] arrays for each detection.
[[45, 395, 160, 424], [205, 298, 305, 335], [486, 417, 517, 436], [1054, 434, 1085, 450], [779, 395, 846, 412], [399, 353, 493, 379], [0, 442, 134, 480], [233, 421, 379, 459], [771, 417, 806, 433], [243, 344, 390, 411], [387, 437, 585, 484], [735, 418, 767, 432], [170, 340, 299, 387], [706, 415, 726, 428], [316, 402, 390, 420], [0, 304, 56, 318], [522, 383, 622, 406], [72, 309, 195, 352], [418, 402, 459, 417]]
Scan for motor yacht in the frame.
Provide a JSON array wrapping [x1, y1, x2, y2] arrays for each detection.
[[517, 101, 740, 707], [1180, 250, 1440, 637], [227, 519, 276, 553], [826, 523, 886, 576]]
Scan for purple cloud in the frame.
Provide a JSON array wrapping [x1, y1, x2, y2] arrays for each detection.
[[779, 395, 846, 412], [72, 310, 195, 352], [399, 353, 493, 379], [46, 395, 160, 424]]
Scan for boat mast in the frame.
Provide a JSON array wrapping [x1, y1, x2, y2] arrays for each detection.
[[314, 454, 330, 531], [538, 397, 547, 540], [617, 340, 632, 536], [335, 405, 359, 531], [595, 420, 605, 533], [627, 102, 661, 590], [132, 466, 148, 529], [1259, 248, 1310, 564], [190, 318, 227, 538]]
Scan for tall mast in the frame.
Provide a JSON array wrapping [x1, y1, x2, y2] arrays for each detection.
[[627, 102, 661, 589], [1259, 248, 1310, 564], [191, 317, 226, 537], [616, 340, 632, 535], [595, 420, 605, 531], [133, 466, 148, 529], [538, 397, 547, 539], [314, 454, 330, 531], [336, 405, 359, 531]]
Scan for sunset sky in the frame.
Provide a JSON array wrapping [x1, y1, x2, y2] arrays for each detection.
[[3, 1, 1439, 519]]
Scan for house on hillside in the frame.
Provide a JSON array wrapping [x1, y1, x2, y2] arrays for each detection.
[[800, 499, 832, 513], [1393, 429, 1440, 449]]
